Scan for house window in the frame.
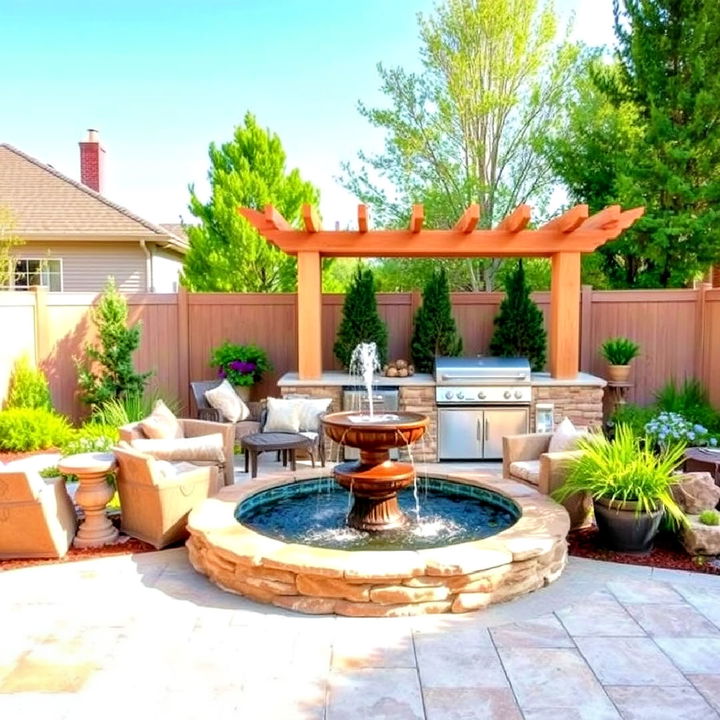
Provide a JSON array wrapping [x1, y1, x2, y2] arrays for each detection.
[[13, 258, 63, 291]]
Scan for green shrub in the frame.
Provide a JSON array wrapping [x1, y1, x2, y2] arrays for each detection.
[[5, 355, 52, 411], [699, 510, 720, 526], [600, 337, 640, 365], [209, 342, 272, 387], [39, 465, 61, 478], [609, 403, 657, 437], [59, 423, 118, 456], [0, 409, 72, 452], [654, 378, 720, 432]]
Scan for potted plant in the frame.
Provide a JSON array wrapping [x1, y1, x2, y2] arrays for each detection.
[[210, 341, 272, 401], [600, 337, 640, 382], [552, 424, 687, 552]]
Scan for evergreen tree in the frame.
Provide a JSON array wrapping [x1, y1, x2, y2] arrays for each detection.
[[333, 265, 388, 369], [182, 113, 319, 292], [489, 261, 546, 371], [76, 278, 152, 408], [410, 267, 463, 373]]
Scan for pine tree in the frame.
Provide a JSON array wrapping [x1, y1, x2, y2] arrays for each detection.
[[489, 261, 546, 371], [76, 278, 153, 408], [410, 267, 463, 373], [333, 265, 388, 369]]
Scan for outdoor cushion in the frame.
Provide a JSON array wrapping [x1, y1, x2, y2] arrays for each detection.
[[297, 398, 331, 432], [130, 433, 225, 463], [204, 379, 250, 423], [139, 400, 184, 440], [548, 417, 585, 453], [264, 397, 301, 433], [509, 460, 540, 485]]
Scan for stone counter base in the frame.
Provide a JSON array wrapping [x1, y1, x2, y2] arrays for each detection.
[[186, 472, 570, 616]]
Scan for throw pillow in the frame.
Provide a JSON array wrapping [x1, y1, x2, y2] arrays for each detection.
[[131, 433, 225, 463], [548, 417, 583, 453], [297, 398, 332, 432], [139, 399, 184, 440], [204, 379, 250, 423], [263, 397, 301, 433]]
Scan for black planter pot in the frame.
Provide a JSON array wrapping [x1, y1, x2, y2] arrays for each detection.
[[593, 497, 664, 553]]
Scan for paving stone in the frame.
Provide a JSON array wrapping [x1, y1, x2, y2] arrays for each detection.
[[624, 602, 720, 637], [326, 667, 424, 720], [490, 614, 574, 648], [672, 585, 720, 629], [605, 685, 719, 720], [688, 675, 720, 713], [574, 636, 688, 685], [332, 619, 415, 669], [423, 687, 523, 720], [497, 647, 620, 719], [606, 579, 684, 604], [654, 638, 720, 673], [555, 598, 645, 637]]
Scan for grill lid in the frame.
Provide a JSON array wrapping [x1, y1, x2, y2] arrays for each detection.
[[434, 356, 531, 385]]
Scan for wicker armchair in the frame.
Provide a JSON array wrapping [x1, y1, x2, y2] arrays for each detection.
[[190, 380, 262, 445], [502, 432, 591, 529]]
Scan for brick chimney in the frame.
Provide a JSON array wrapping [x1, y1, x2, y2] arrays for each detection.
[[79, 129, 104, 193]]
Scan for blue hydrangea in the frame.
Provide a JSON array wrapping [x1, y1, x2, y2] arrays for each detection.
[[644, 411, 715, 448]]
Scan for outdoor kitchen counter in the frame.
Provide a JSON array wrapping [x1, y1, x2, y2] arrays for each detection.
[[531, 372, 606, 387], [278, 372, 435, 387]]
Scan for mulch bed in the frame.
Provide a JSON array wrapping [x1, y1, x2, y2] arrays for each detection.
[[568, 525, 720, 575]]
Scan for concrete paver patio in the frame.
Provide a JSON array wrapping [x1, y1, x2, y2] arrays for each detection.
[[1, 458, 719, 719]]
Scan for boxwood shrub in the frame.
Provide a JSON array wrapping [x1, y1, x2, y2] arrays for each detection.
[[0, 408, 73, 452]]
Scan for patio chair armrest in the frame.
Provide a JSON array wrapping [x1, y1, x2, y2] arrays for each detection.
[[538, 450, 584, 495], [502, 433, 552, 477], [181, 418, 231, 438], [198, 407, 223, 423]]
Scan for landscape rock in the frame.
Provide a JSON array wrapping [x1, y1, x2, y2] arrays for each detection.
[[671, 472, 720, 514], [681, 515, 720, 556]]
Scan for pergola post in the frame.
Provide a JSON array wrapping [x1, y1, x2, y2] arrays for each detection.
[[549, 252, 581, 379], [297, 250, 322, 379]]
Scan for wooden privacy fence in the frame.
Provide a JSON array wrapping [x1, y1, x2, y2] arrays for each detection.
[[1, 285, 718, 421]]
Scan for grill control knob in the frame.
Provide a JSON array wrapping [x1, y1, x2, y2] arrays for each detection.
[[503, 390, 512, 399], [477, 390, 486, 400], [457, 391, 465, 400], [445, 391, 454, 400], [514, 390, 523, 399]]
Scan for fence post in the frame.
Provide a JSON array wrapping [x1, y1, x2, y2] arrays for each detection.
[[695, 282, 711, 383], [580, 284, 593, 373], [32, 286, 50, 365], [177, 287, 190, 414]]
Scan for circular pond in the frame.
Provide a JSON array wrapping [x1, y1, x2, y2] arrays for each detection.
[[236, 476, 520, 551]]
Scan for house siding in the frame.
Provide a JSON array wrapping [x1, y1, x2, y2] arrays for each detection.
[[150, 247, 183, 292], [12, 241, 148, 292]]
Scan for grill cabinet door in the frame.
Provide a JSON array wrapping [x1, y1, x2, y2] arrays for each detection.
[[483, 407, 529, 459], [438, 408, 484, 460]]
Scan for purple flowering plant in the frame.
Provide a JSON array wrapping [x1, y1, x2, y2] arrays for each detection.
[[210, 341, 271, 387]]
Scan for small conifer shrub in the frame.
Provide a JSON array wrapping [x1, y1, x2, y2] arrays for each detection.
[[5, 354, 53, 410], [333, 265, 388, 369], [489, 260, 547, 371], [411, 267, 463, 373]]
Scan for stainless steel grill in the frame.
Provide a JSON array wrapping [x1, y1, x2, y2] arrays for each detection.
[[434, 357, 531, 460]]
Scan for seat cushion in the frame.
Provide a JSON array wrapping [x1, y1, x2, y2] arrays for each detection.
[[131, 433, 225, 463], [204, 380, 250, 423], [509, 460, 540, 485], [139, 400, 184, 440], [264, 397, 301, 433]]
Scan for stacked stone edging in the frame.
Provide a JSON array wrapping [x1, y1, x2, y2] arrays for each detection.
[[186, 472, 570, 616]]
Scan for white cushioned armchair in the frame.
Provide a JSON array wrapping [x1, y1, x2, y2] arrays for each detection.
[[502, 432, 591, 529]]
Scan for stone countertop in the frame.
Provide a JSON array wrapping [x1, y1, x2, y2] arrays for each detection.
[[278, 371, 435, 387], [278, 370, 605, 388]]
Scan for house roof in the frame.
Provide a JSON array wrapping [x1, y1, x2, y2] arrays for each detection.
[[160, 223, 189, 242], [0, 144, 188, 253]]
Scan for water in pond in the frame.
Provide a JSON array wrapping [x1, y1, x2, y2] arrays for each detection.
[[236, 477, 520, 551]]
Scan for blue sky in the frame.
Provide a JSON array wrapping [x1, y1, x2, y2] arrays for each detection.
[[1, 0, 615, 227]]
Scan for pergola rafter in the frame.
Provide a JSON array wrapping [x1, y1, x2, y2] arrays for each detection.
[[238, 202, 644, 380]]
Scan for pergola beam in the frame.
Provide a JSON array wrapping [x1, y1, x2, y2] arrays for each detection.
[[264, 204, 293, 231], [453, 204, 481, 233], [539, 205, 589, 233], [302, 203, 321, 233], [358, 204, 368, 233], [495, 204, 531, 233], [409, 204, 424, 233]]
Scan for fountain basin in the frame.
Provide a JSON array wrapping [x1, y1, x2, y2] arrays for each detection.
[[187, 471, 570, 616]]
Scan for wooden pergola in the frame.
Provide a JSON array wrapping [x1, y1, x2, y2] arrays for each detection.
[[238, 202, 644, 380]]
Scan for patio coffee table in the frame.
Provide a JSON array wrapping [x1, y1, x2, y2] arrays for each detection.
[[241, 432, 315, 478], [684, 447, 720, 486]]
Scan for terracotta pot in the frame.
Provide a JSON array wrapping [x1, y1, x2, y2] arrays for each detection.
[[607, 364, 631, 383], [234, 385, 252, 403], [593, 496, 663, 553]]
